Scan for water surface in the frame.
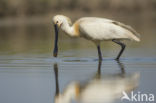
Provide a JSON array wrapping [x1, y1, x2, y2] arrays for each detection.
[[0, 16, 156, 103]]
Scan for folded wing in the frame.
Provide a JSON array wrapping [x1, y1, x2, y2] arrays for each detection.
[[78, 17, 140, 42]]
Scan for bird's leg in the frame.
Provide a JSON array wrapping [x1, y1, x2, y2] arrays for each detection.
[[112, 39, 126, 60], [97, 45, 102, 61]]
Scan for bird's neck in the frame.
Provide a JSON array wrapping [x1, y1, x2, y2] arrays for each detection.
[[61, 22, 79, 37]]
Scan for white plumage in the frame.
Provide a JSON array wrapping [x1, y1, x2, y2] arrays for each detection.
[[53, 15, 141, 60], [78, 17, 140, 41]]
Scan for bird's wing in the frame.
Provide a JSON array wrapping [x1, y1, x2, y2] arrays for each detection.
[[78, 18, 140, 41], [111, 21, 140, 39]]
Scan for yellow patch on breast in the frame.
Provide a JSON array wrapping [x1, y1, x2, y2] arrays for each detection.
[[73, 22, 80, 37]]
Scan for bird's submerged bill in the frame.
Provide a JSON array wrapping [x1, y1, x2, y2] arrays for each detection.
[[53, 24, 59, 57]]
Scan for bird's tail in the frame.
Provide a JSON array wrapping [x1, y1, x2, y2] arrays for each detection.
[[128, 32, 140, 42], [133, 35, 140, 42]]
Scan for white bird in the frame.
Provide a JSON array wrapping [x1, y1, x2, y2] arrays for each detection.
[[52, 15, 140, 60]]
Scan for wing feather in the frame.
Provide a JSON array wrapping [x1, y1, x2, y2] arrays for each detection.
[[112, 21, 140, 39], [78, 17, 140, 41]]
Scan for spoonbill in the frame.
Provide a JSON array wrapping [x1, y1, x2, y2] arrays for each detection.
[[53, 15, 140, 60]]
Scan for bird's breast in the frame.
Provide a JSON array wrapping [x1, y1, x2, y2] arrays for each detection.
[[73, 22, 81, 37]]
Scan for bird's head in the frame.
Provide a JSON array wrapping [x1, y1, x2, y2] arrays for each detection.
[[53, 15, 72, 28], [52, 15, 72, 57]]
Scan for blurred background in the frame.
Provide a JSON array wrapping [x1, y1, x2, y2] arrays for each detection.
[[0, 0, 156, 58], [0, 1, 156, 103]]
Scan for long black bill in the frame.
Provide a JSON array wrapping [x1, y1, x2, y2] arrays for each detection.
[[53, 24, 59, 57]]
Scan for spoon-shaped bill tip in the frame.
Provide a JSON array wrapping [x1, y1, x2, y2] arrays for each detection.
[[53, 52, 58, 57]]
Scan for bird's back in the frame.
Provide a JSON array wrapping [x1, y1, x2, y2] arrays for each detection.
[[76, 17, 140, 42]]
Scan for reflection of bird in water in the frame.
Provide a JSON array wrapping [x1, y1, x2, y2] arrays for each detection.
[[54, 64, 59, 95], [54, 61, 139, 103]]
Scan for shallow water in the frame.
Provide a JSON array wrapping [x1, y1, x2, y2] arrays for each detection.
[[0, 17, 156, 103], [0, 55, 156, 103]]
